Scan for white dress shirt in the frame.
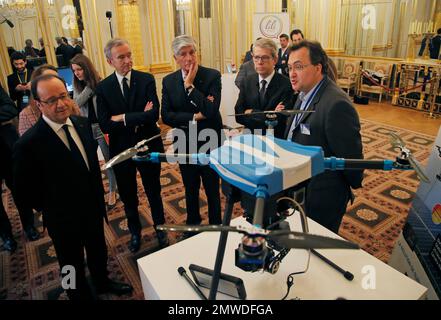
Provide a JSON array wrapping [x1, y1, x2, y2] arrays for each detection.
[[258, 70, 276, 90], [115, 70, 132, 94], [114, 71, 132, 126], [42, 115, 90, 170]]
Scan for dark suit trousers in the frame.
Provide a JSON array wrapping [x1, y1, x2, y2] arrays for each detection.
[[113, 160, 164, 235], [305, 176, 351, 233], [48, 213, 108, 300], [0, 128, 35, 237], [179, 164, 222, 225]]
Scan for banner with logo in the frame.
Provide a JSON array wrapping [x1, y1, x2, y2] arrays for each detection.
[[253, 13, 290, 41], [389, 126, 441, 299]]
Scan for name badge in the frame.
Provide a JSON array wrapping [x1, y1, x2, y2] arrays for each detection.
[[300, 123, 311, 136]]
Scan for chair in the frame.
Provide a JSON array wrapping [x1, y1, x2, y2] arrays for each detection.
[[360, 63, 392, 103], [337, 60, 359, 95]]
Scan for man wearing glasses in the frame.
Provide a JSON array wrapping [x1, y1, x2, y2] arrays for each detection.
[[13, 74, 133, 299], [234, 38, 292, 138], [285, 40, 364, 233]]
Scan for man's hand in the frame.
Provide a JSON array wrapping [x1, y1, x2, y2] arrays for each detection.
[[275, 104, 285, 112], [244, 109, 253, 115], [144, 101, 153, 112], [15, 84, 26, 92], [194, 112, 206, 121], [111, 114, 125, 122], [207, 95, 214, 103], [184, 62, 199, 89], [24, 82, 31, 91]]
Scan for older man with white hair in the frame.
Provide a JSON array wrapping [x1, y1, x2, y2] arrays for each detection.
[[96, 38, 168, 252], [161, 35, 223, 233]]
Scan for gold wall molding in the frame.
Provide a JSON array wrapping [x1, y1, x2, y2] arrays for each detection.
[[144, 0, 174, 73], [372, 43, 394, 51], [117, 0, 145, 67], [326, 49, 346, 55], [149, 63, 173, 74], [35, 0, 58, 67], [79, 0, 109, 78], [0, 26, 12, 89]]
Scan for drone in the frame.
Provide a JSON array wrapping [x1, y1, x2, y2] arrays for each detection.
[[105, 130, 430, 299]]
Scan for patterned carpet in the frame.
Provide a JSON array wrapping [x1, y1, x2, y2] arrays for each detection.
[[0, 119, 435, 300]]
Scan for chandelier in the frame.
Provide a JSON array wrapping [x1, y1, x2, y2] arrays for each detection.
[[0, 0, 55, 9]]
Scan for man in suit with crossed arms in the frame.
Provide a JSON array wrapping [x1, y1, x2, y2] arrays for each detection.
[[96, 39, 168, 253], [285, 40, 364, 233], [13, 74, 132, 299], [235, 38, 292, 139], [161, 35, 223, 230]]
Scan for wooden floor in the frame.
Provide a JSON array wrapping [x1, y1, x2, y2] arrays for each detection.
[[354, 99, 441, 136]]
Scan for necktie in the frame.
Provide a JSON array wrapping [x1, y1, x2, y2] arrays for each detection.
[[62, 125, 88, 170], [259, 80, 267, 107], [122, 77, 130, 102]]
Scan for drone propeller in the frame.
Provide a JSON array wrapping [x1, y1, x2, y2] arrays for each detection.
[[157, 224, 358, 250], [389, 132, 430, 183], [103, 133, 162, 170], [230, 110, 314, 117]]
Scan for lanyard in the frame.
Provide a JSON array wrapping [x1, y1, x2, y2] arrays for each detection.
[[300, 78, 325, 113], [288, 78, 325, 141], [16, 69, 28, 84]]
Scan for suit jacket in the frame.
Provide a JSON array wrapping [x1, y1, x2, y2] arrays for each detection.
[[285, 76, 364, 190], [0, 85, 19, 175], [12, 116, 107, 233], [276, 47, 290, 76], [235, 72, 292, 138], [234, 60, 256, 89], [161, 66, 224, 149], [0, 85, 18, 123], [96, 70, 164, 157], [56, 44, 75, 67], [7, 68, 32, 110]]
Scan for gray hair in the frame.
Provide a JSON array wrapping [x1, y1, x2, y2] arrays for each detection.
[[104, 38, 129, 60], [172, 35, 197, 56], [253, 38, 278, 58]]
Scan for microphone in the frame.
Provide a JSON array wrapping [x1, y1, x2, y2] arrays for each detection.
[[0, 14, 14, 28], [178, 267, 207, 300]]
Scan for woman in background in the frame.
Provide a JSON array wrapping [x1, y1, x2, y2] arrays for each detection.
[[71, 54, 117, 206], [18, 64, 82, 136]]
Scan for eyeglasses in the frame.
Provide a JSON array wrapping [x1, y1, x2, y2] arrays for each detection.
[[289, 63, 312, 72], [252, 55, 272, 63], [39, 93, 71, 107]]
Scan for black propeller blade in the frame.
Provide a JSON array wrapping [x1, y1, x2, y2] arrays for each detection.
[[230, 110, 314, 117], [157, 224, 359, 250], [269, 232, 359, 250]]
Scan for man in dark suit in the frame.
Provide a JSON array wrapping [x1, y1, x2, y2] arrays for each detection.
[[235, 38, 292, 139], [55, 37, 75, 67], [0, 85, 39, 253], [7, 52, 32, 112], [23, 39, 40, 58], [276, 34, 290, 76], [162, 35, 223, 229], [13, 74, 132, 299], [96, 38, 167, 252], [285, 40, 364, 233]]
